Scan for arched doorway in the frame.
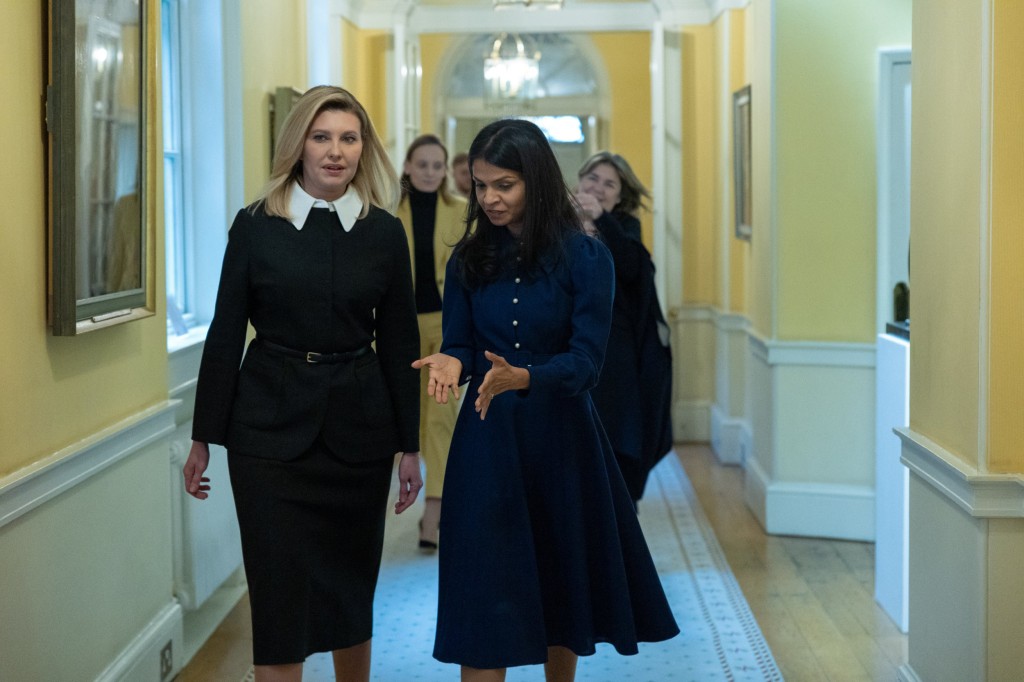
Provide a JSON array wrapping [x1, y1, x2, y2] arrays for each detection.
[[431, 32, 611, 186]]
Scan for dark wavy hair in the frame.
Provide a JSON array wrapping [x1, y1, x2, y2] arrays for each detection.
[[455, 119, 581, 287]]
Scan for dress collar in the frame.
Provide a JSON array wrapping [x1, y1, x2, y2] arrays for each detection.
[[287, 183, 363, 231]]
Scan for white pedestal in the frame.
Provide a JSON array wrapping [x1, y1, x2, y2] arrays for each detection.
[[874, 333, 909, 632]]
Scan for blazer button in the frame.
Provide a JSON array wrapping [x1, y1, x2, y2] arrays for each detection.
[[514, 342, 521, 349], [512, 320, 518, 326]]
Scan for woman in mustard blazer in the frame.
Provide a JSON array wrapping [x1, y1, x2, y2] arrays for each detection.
[[395, 134, 466, 551]]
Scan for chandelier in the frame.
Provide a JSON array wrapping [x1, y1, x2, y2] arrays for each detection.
[[483, 33, 541, 105], [492, 0, 564, 8]]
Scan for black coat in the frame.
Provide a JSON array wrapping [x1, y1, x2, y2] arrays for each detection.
[[192, 205, 420, 462], [590, 211, 673, 502]]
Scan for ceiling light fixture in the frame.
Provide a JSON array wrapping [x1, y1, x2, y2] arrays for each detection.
[[493, 0, 564, 9], [483, 32, 541, 105]]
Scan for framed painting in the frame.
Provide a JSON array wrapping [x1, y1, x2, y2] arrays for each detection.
[[732, 84, 752, 241], [47, 0, 150, 334]]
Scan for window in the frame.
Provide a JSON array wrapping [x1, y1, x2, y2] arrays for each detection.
[[520, 115, 585, 144], [160, 0, 242, 349], [162, 0, 189, 334]]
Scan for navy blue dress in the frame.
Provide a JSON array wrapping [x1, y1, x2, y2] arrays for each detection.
[[433, 231, 679, 669]]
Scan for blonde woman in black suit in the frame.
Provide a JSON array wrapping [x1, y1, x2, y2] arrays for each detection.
[[182, 85, 422, 682], [395, 134, 466, 551]]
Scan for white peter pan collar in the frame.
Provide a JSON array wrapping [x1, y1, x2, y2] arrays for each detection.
[[287, 183, 363, 231]]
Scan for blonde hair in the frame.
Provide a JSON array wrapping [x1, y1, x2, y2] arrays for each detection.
[[577, 151, 651, 216], [252, 85, 399, 218]]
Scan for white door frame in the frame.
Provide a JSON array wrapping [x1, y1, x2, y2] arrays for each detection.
[[876, 47, 912, 334]]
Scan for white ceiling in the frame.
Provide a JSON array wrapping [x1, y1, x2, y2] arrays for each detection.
[[343, 0, 747, 32]]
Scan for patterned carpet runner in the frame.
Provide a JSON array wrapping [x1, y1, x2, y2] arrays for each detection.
[[242, 454, 782, 681]]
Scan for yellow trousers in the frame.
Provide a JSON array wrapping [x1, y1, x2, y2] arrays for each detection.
[[417, 311, 459, 498]]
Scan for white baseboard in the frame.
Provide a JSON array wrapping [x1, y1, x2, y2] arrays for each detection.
[[744, 455, 875, 541], [710, 404, 746, 465], [96, 601, 183, 682]]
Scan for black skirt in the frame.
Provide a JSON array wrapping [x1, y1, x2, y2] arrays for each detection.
[[228, 438, 394, 665]]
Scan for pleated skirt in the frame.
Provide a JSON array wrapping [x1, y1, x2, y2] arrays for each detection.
[[228, 439, 393, 665], [433, 381, 679, 669]]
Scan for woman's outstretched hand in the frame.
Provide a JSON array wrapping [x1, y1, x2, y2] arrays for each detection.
[[412, 353, 463, 404], [475, 350, 530, 420]]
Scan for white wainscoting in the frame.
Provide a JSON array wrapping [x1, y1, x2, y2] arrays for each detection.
[[672, 305, 716, 442], [895, 410, 1024, 682], [711, 311, 749, 464], [168, 336, 247, 667], [0, 401, 183, 682], [744, 331, 877, 541], [0, 401, 176, 528], [95, 602, 183, 682]]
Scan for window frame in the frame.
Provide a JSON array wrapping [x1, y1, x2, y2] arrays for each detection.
[[162, 0, 243, 351]]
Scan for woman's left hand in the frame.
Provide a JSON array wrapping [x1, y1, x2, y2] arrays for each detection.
[[394, 452, 423, 514], [412, 353, 463, 404], [475, 350, 530, 420], [574, 190, 604, 221]]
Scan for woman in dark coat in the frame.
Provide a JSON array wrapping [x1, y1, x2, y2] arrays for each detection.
[[414, 120, 678, 682], [575, 151, 674, 505], [182, 86, 423, 682]]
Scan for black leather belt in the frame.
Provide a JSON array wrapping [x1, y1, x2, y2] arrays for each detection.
[[258, 338, 371, 364]]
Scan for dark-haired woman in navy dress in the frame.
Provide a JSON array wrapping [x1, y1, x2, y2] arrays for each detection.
[[414, 119, 678, 682]]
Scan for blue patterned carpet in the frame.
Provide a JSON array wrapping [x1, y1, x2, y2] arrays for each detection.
[[245, 454, 782, 682]]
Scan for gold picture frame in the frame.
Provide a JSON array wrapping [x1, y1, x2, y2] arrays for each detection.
[[732, 84, 752, 241], [47, 0, 150, 335]]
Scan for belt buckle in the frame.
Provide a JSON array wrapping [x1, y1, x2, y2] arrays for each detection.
[[306, 351, 321, 364]]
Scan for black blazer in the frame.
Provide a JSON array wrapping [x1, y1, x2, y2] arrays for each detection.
[[590, 211, 673, 469], [192, 204, 420, 462]]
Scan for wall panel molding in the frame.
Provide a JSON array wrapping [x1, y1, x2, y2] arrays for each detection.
[[748, 329, 876, 368], [897, 426, 1024, 518], [0, 401, 177, 529]]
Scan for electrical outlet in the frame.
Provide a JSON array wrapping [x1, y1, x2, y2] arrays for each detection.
[[160, 640, 173, 680]]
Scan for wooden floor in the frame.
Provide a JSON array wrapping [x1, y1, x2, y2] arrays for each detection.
[[677, 444, 907, 681], [176, 443, 907, 681]]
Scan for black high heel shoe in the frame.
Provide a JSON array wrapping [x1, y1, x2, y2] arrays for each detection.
[[418, 520, 438, 552]]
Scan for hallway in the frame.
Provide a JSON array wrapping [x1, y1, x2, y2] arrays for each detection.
[[177, 445, 906, 681]]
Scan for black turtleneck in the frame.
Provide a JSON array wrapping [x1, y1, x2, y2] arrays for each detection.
[[409, 187, 443, 313]]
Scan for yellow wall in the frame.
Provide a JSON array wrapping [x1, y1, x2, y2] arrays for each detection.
[[0, 1, 166, 477], [590, 33, 653, 245], [773, 0, 911, 342], [987, 0, 1024, 473], [909, 0, 983, 466], [420, 34, 452, 138], [344, 24, 390, 143], [722, 8, 750, 314], [240, 1, 307, 202], [747, 0, 774, 336], [682, 25, 717, 305]]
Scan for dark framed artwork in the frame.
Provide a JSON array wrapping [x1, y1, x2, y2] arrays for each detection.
[[732, 84, 752, 241], [269, 86, 302, 170], [47, 0, 150, 335]]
